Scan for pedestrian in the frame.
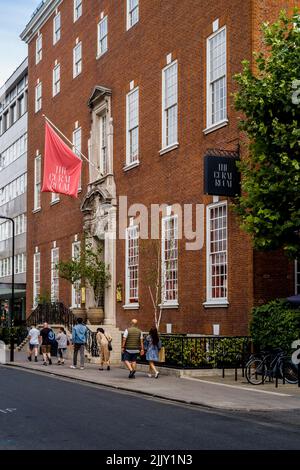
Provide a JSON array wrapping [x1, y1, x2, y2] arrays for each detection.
[[27, 324, 40, 363], [122, 318, 144, 379], [144, 327, 161, 378], [39, 322, 55, 366], [56, 327, 68, 365], [70, 317, 87, 370], [96, 327, 112, 371]]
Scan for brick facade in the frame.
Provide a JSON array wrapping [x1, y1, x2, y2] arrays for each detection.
[[23, 0, 295, 334]]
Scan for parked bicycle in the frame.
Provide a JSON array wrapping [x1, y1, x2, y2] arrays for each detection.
[[245, 348, 298, 385]]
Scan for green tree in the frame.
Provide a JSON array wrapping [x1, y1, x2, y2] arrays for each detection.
[[234, 10, 300, 258]]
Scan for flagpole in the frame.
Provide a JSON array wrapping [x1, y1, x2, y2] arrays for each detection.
[[42, 114, 102, 176]]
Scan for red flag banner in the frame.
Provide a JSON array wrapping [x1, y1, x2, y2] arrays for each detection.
[[42, 122, 82, 198]]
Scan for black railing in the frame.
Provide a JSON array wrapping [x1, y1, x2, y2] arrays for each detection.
[[138, 334, 252, 369], [86, 329, 99, 357], [26, 302, 76, 332]]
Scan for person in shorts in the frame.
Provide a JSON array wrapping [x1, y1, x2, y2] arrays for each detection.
[[27, 325, 40, 362], [122, 319, 144, 378], [39, 322, 54, 366]]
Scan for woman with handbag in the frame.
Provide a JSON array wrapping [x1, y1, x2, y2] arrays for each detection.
[[144, 327, 161, 378], [96, 328, 112, 371]]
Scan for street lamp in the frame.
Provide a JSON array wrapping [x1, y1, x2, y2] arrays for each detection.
[[0, 216, 15, 362]]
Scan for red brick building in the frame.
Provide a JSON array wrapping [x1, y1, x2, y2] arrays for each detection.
[[21, 0, 297, 336]]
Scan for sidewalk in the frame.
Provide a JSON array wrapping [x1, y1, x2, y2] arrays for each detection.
[[4, 352, 300, 411]]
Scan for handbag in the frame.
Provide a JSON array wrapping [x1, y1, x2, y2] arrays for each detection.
[[105, 335, 113, 351], [158, 346, 165, 363]]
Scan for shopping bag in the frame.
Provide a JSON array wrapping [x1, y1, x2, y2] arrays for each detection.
[[158, 346, 165, 363]]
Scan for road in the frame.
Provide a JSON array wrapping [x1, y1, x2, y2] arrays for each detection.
[[0, 366, 300, 450]]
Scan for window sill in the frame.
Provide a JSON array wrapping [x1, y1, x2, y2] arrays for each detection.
[[50, 199, 60, 206], [96, 50, 108, 60], [32, 208, 41, 214], [203, 119, 228, 135], [123, 303, 140, 310], [123, 160, 140, 172], [203, 300, 229, 308], [159, 302, 179, 310], [73, 72, 82, 80], [159, 143, 179, 156]]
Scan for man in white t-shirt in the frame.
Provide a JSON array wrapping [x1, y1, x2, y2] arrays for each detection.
[[28, 325, 40, 362]]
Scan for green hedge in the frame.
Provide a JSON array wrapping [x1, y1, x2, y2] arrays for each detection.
[[250, 299, 300, 351]]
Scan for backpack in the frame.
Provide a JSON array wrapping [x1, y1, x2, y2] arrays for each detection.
[[47, 329, 56, 344]]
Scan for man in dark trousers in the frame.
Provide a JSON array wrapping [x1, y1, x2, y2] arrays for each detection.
[[39, 322, 55, 366], [122, 318, 144, 378], [71, 317, 87, 370]]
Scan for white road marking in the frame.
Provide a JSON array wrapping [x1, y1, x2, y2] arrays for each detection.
[[0, 408, 17, 414], [181, 377, 293, 397]]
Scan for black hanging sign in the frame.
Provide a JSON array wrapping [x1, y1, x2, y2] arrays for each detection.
[[204, 154, 241, 197]]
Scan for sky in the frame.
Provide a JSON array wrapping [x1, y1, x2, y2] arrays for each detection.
[[0, 0, 41, 88]]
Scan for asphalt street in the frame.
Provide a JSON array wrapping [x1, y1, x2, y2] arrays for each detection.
[[1, 366, 300, 450]]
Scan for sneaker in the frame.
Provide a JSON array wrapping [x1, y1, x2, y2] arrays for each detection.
[[129, 370, 136, 379], [70, 365, 77, 369], [155, 371, 160, 379], [99, 368, 104, 371], [61, 361, 65, 365], [57, 361, 61, 365], [27, 356, 32, 362], [80, 367, 85, 370], [34, 357, 38, 362], [147, 374, 152, 378], [48, 359, 52, 365], [43, 361, 47, 366], [107, 366, 110, 371]]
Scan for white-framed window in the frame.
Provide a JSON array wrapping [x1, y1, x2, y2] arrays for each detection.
[[35, 82, 42, 113], [0, 214, 27, 241], [51, 247, 59, 302], [98, 16, 108, 56], [295, 260, 300, 295], [33, 251, 40, 307], [206, 202, 228, 303], [53, 12, 61, 44], [207, 26, 227, 128], [126, 87, 139, 166], [71, 241, 81, 307], [125, 225, 139, 305], [73, 42, 82, 78], [161, 215, 178, 305], [74, 0, 82, 22], [0, 174, 27, 206], [34, 155, 41, 210], [15, 253, 26, 274], [36, 34, 42, 64], [51, 192, 60, 204], [127, 0, 139, 30], [72, 127, 82, 188], [99, 115, 108, 175], [52, 63, 60, 96], [0, 134, 27, 170], [162, 61, 178, 149]]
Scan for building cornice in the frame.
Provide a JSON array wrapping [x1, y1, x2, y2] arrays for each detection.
[[20, 0, 62, 44]]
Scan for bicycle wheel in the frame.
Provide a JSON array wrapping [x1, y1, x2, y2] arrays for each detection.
[[246, 358, 266, 385], [280, 357, 298, 384]]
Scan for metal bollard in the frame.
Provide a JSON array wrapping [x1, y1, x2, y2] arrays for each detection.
[[275, 374, 278, 388], [235, 366, 238, 381]]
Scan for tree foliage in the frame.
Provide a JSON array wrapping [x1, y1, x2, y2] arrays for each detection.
[[234, 10, 300, 258], [250, 299, 300, 351], [58, 242, 110, 307]]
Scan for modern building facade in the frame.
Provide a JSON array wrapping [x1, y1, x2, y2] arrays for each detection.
[[0, 58, 28, 323], [21, 0, 296, 335]]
